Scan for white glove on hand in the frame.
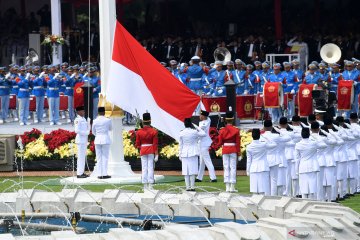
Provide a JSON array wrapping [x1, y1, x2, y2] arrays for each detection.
[[154, 155, 159, 162], [5, 73, 10, 79], [218, 89, 223, 94], [39, 72, 45, 78], [70, 73, 76, 78], [25, 73, 31, 80], [238, 156, 242, 162], [244, 90, 248, 95], [290, 89, 295, 94], [54, 73, 59, 79], [93, 88, 97, 92]]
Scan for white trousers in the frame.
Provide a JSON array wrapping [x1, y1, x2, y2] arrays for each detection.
[[141, 154, 154, 184], [223, 153, 237, 183], [285, 160, 292, 196], [94, 144, 110, 177], [269, 165, 279, 196], [197, 147, 216, 180], [76, 144, 87, 175], [250, 171, 270, 195], [357, 159, 360, 192], [317, 166, 325, 201]]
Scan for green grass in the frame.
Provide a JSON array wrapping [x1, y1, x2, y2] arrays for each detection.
[[0, 176, 359, 213]]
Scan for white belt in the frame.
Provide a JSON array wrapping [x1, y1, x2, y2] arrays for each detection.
[[12, 86, 18, 88], [224, 143, 236, 146], [0, 86, 9, 88], [141, 144, 153, 147], [287, 84, 294, 86], [66, 87, 73, 90], [48, 88, 59, 90], [190, 78, 202, 81], [33, 86, 43, 89], [19, 88, 29, 91]]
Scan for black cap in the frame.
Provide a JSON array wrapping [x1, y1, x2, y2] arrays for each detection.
[[225, 111, 234, 119], [350, 112, 358, 120], [252, 128, 260, 140], [76, 106, 84, 111], [279, 117, 288, 125], [143, 113, 151, 122], [292, 115, 300, 122], [308, 114, 316, 121], [311, 121, 320, 129], [184, 118, 192, 128], [98, 107, 105, 113], [264, 119, 273, 128], [301, 128, 310, 138], [323, 116, 333, 126], [200, 110, 209, 117], [336, 116, 344, 123]]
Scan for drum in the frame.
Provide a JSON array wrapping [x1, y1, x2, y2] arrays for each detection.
[[297, 84, 316, 117], [337, 80, 354, 110], [29, 95, 36, 111], [9, 94, 16, 109], [263, 82, 283, 108]]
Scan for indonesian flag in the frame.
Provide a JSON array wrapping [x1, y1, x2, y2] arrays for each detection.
[[106, 21, 200, 141]]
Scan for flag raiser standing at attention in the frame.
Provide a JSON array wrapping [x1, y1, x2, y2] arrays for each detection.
[[106, 21, 200, 141]]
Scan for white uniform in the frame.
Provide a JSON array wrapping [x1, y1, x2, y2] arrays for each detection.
[[246, 136, 277, 195], [74, 115, 90, 176], [262, 130, 291, 196], [179, 127, 205, 189], [295, 137, 326, 199], [322, 130, 338, 201], [289, 125, 302, 196], [91, 115, 112, 177], [350, 122, 360, 192], [336, 126, 351, 196], [197, 118, 216, 181], [344, 125, 359, 194], [279, 128, 295, 196]]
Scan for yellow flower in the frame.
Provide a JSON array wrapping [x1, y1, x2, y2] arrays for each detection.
[[123, 138, 139, 157], [22, 136, 52, 160], [54, 140, 78, 159], [160, 144, 179, 159]]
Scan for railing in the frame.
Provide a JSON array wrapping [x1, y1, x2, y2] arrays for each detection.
[[266, 53, 307, 69]]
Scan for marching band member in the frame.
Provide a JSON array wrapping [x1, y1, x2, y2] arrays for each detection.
[[212, 61, 226, 96], [234, 59, 246, 95], [304, 64, 320, 84], [135, 113, 158, 190], [196, 110, 217, 182], [246, 128, 277, 196], [17, 66, 32, 126], [295, 128, 326, 200], [268, 63, 285, 123], [262, 119, 291, 196], [185, 56, 206, 95], [244, 64, 256, 94], [179, 118, 206, 191], [9, 65, 20, 121], [32, 67, 47, 123], [292, 59, 304, 84], [47, 72, 63, 125], [0, 67, 11, 124], [83, 67, 101, 119], [260, 62, 271, 93], [64, 67, 77, 123], [253, 61, 262, 93], [282, 62, 297, 119], [342, 61, 360, 116], [218, 111, 241, 192]]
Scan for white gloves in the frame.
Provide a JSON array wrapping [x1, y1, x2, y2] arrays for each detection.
[[5, 73, 11, 79], [218, 89, 223, 94], [25, 73, 31, 80], [70, 73, 76, 78], [154, 155, 159, 162], [244, 90, 248, 95], [238, 156, 242, 162], [290, 89, 295, 94], [39, 72, 45, 78], [54, 73, 59, 79]]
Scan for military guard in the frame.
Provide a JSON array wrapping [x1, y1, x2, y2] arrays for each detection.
[[135, 113, 159, 190], [179, 118, 205, 191], [91, 107, 112, 179], [218, 111, 241, 192], [74, 106, 91, 178], [246, 128, 277, 195], [196, 110, 217, 182]]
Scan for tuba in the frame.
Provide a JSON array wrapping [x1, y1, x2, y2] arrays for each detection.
[[320, 43, 341, 64], [213, 47, 231, 65]]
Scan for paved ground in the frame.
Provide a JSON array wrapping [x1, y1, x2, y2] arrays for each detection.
[[0, 170, 246, 177]]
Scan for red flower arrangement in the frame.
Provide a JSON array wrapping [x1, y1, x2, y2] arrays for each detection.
[[43, 129, 76, 151], [16, 128, 42, 147], [209, 127, 221, 151]]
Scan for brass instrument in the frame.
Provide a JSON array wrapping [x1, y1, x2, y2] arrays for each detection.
[[213, 47, 231, 65], [320, 43, 341, 64]]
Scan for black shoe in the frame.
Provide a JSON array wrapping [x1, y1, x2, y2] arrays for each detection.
[[190, 188, 196, 192], [210, 179, 218, 183], [98, 176, 111, 179], [348, 193, 355, 197], [331, 200, 338, 203], [344, 194, 349, 199], [77, 174, 88, 178], [296, 195, 302, 198], [186, 189, 191, 191], [337, 197, 345, 201], [195, 179, 202, 182]]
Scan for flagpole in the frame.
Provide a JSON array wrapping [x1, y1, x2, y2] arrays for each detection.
[[99, 0, 135, 177]]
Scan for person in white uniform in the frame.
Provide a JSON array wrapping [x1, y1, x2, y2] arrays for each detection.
[[310, 121, 336, 201], [91, 107, 112, 179], [179, 118, 206, 191], [288, 115, 302, 197], [74, 106, 91, 178], [246, 129, 277, 195], [262, 119, 291, 196], [295, 128, 327, 200], [349, 113, 360, 194], [196, 110, 217, 182], [278, 117, 296, 196]]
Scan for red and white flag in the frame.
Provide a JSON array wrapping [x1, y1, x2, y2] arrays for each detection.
[[106, 21, 200, 140]]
